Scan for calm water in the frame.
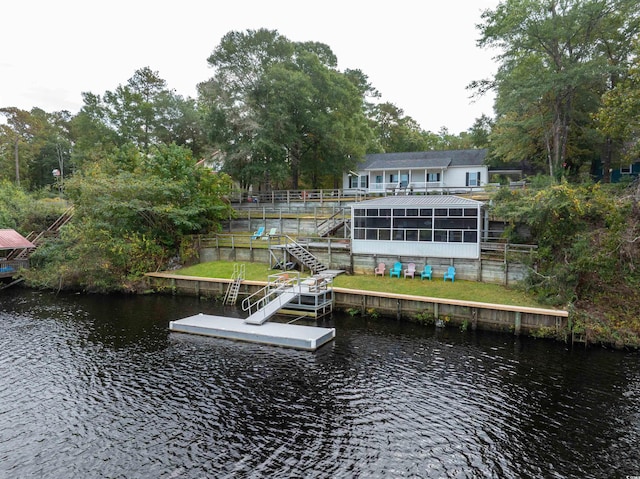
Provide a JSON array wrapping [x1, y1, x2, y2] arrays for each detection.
[[0, 288, 638, 479]]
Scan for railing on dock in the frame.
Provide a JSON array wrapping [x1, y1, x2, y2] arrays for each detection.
[[241, 272, 301, 318]]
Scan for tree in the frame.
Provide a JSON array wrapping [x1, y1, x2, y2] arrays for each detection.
[[28, 143, 234, 292], [473, 0, 640, 180], [72, 67, 207, 164], [0, 107, 73, 190], [369, 102, 431, 152], [199, 29, 374, 190], [594, 41, 640, 165]]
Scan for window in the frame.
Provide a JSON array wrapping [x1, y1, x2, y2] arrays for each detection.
[[466, 171, 481, 187], [621, 164, 632, 174], [427, 172, 440, 183], [353, 206, 479, 244]]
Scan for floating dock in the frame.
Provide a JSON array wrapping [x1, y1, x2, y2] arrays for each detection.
[[169, 271, 336, 351], [169, 313, 335, 351]]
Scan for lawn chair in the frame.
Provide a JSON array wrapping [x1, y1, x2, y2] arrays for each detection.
[[404, 262, 416, 279], [262, 227, 277, 240], [389, 262, 402, 278], [374, 262, 386, 276], [250, 226, 265, 240], [420, 265, 432, 280], [444, 266, 456, 282]]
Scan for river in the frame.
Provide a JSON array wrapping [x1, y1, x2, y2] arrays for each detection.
[[0, 288, 638, 478]]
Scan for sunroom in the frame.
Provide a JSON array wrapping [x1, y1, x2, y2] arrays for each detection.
[[350, 196, 484, 259]]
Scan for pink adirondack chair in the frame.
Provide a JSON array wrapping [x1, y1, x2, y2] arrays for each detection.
[[404, 262, 416, 278], [374, 262, 386, 276]]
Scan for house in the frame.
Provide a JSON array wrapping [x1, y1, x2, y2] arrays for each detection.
[[345, 149, 489, 195], [350, 195, 484, 259], [592, 159, 640, 183]]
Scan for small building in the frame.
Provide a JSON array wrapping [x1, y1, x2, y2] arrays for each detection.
[[351, 196, 484, 260], [0, 229, 35, 277], [345, 149, 489, 195]]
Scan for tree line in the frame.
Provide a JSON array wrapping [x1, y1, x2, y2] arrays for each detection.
[[2, 0, 640, 303]]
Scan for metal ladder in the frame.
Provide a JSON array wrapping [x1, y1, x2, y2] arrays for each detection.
[[223, 263, 245, 305]]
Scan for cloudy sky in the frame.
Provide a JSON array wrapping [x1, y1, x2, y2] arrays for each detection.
[[2, 0, 500, 134]]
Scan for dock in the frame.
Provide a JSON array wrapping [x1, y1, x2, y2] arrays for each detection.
[[169, 271, 336, 351], [169, 313, 335, 351]]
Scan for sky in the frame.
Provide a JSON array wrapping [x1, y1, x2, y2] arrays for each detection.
[[2, 0, 500, 134]]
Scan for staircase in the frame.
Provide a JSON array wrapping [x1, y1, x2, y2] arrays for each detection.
[[284, 237, 328, 274], [8, 206, 74, 260], [223, 263, 245, 305], [241, 274, 300, 325], [317, 209, 350, 237]]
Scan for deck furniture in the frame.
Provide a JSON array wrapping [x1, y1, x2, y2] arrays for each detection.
[[404, 263, 416, 279], [444, 266, 456, 282], [420, 265, 432, 280], [374, 262, 386, 276], [389, 262, 402, 278], [251, 226, 265, 240], [262, 227, 278, 240]]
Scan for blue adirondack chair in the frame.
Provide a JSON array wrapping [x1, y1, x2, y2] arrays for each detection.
[[389, 262, 402, 278], [444, 266, 456, 282], [420, 265, 432, 280], [251, 226, 265, 240]]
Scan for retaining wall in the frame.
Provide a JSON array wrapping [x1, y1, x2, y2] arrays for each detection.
[[145, 273, 568, 337]]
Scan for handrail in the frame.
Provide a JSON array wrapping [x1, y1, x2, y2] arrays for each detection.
[[241, 272, 300, 316]]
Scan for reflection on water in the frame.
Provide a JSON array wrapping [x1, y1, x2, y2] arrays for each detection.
[[0, 289, 638, 478]]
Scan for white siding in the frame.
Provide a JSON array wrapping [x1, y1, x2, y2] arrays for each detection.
[[351, 240, 480, 259]]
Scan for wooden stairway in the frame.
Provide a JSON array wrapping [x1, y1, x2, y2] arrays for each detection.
[[284, 238, 328, 274], [317, 208, 350, 238], [8, 206, 74, 260]]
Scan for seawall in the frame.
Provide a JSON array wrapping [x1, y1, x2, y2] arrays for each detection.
[[145, 272, 569, 337]]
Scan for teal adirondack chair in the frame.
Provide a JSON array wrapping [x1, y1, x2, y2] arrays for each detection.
[[389, 262, 402, 278], [420, 265, 433, 280], [444, 266, 456, 282], [251, 226, 265, 240]]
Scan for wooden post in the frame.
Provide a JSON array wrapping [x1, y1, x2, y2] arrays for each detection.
[[514, 311, 521, 335]]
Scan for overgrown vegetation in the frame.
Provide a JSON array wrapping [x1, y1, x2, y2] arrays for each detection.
[[491, 180, 640, 343]]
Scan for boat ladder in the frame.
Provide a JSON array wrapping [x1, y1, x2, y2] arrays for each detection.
[[223, 263, 246, 305]]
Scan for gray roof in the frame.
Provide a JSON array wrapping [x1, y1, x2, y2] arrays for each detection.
[[352, 195, 484, 208], [359, 149, 487, 170]]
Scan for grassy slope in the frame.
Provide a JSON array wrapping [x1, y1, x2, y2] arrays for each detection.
[[174, 260, 549, 309]]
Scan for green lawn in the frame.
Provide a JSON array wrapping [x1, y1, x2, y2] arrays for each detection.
[[174, 261, 546, 308]]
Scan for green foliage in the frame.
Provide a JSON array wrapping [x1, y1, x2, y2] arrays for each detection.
[[474, 0, 640, 178], [0, 180, 67, 233], [200, 28, 375, 190], [25, 144, 234, 292], [491, 181, 640, 310]]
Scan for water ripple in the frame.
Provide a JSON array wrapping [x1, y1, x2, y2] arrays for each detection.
[[1, 292, 639, 478]]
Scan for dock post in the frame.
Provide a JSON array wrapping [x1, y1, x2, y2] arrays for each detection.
[[514, 311, 521, 336]]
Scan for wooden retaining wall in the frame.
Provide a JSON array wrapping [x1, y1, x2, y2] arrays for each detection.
[[198, 245, 527, 285], [145, 273, 568, 337]]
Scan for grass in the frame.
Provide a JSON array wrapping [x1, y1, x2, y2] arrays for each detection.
[[173, 260, 548, 309]]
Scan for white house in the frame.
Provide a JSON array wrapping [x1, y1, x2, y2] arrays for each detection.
[[344, 149, 489, 194], [351, 195, 484, 259]]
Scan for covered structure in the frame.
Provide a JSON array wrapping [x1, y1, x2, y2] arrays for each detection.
[[350, 196, 484, 260], [0, 229, 35, 277]]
